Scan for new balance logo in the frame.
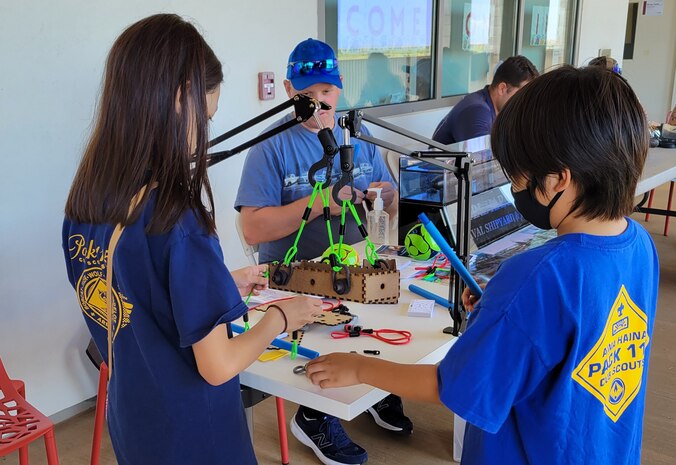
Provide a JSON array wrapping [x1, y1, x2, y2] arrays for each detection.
[[310, 433, 333, 449], [376, 400, 390, 412]]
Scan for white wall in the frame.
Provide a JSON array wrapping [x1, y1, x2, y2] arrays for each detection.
[[576, 0, 676, 120], [622, 1, 676, 121], [576, 0, 629, 67], [0, 0, 317, 417]]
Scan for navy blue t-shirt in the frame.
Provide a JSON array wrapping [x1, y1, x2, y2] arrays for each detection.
[[437, 218, 659, 464], [235, 113, 394, 263], [432, 86, 496, 145], [63, 195, 256, 465]]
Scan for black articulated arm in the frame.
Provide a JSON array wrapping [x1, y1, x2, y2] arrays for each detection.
[[207, 94, 330, 167], [341, 109, 474, 336]]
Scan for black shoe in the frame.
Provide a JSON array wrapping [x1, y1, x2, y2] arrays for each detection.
[[291, 410, 368, 465], [366, 394, 413, 435]]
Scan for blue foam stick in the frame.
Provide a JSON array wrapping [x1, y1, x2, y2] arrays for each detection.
[[230, 323, 320, 360], [418, 213, 483, 297], [408, 284, 453, 309]]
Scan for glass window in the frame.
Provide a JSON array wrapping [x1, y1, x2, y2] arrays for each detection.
[[519, 0, 576, 71], [439, 0, 518, 97], [325, 0, 434, 110], [323, 0, 579, 113]]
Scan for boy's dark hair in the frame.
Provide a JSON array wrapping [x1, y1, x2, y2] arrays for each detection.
[[490, 56, 539, 88], [491, 65, 649, 221], [66, 14, 223, 234]]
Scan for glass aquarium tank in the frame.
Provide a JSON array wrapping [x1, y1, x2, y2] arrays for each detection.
[[398, 135, 528, 249], [399, 135, 507, 206]]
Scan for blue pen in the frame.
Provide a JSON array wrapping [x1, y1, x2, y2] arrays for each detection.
[[418, 213, 483, 297], [230, 323, 320, 360]]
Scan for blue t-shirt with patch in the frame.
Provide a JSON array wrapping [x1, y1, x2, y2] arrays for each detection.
[[63, 195, 256, 465], [438, 218, 659, 465], [235, 113, 394, 263], [432, 86, 495, 145]]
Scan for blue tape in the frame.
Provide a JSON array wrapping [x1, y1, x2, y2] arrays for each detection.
[[418, 213, 483, 297], [231, 323, 320, 360], [408, 284, 452, 308]]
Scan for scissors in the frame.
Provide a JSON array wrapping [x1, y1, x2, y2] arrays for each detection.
[[293, 364, 308, 375]]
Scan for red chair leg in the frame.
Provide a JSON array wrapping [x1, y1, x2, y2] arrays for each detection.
[[19, 447, 29, 465], [91, 362, 109, 465], [664, 181, 674, 236], [275, 397, 290, 465], [44, 428, 60, 465], [645, 189, 655, 221]]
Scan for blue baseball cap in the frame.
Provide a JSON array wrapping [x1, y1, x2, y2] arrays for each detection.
[[286, 38, 342, 90]]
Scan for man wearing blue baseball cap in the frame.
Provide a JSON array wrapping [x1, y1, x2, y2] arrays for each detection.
[[235, 39, 406, 465]]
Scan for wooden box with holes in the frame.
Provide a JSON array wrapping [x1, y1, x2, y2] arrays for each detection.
[[268, 258, 400, 304]]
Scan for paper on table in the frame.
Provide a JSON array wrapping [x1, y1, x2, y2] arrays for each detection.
[[247, 288, 297, 305]]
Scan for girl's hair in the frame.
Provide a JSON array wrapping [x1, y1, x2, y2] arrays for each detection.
[[65, 14, 223, 234], [491, 65, 649, 221]]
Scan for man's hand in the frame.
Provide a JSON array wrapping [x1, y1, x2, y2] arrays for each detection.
[[329, 185, 365, 215], [365, 181, 396, 208], [231, 264, 268, 297], [305, 352, 364, 388]]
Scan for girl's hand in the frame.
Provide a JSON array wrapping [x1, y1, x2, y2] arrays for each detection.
[[273, 296, 322, 332], [231, 264, 268, 297]]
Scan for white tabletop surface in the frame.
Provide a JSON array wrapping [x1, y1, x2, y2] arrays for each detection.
[[236, 147, 676, 421], [636, 147, 676, 196], [237, 273, 457, 420]]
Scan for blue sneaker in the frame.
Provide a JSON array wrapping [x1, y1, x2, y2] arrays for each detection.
[[291, 409, 368, 465], [366, 394, 413, 435]]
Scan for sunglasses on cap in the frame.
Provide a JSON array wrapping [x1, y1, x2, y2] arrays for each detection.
[[288, 59, 339, 76]]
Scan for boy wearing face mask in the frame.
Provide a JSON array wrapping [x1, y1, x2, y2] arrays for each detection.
[[303, 65, 660, 465]]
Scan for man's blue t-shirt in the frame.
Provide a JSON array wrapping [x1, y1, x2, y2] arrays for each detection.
[[432, 86, 496, 145], [438, 218, 659, 465], [235, 113, 394, 263], [63, 195, 256, 465]]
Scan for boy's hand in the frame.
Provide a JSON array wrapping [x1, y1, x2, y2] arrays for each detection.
[[305, 353, 364, 388], [231, 264, 268, 297], [461, 284, 485, 313]]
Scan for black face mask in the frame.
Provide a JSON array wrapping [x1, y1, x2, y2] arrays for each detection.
[[512, 183, 564, 230]]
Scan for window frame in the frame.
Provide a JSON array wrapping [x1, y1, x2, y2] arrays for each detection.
[[318, 0, 581, 118]]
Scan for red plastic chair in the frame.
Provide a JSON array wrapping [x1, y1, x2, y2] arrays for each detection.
[[0, 357, 60, 464], [85, 340, 109, 465]]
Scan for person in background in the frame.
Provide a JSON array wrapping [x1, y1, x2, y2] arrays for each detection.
[[667, 104, 676, 126], [63, 14, 319, 465], [356, 52, 406, 107], [305, 65, 659, 465], [432, 55, 538, 145], [589, 55, 622, 74], [235, 38, 407, 465]]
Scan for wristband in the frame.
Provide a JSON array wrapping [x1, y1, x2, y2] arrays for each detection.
[[267, 304, 288, 334]]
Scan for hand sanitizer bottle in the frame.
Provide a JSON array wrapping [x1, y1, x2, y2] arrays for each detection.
[[366, 188, 389, 245]]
